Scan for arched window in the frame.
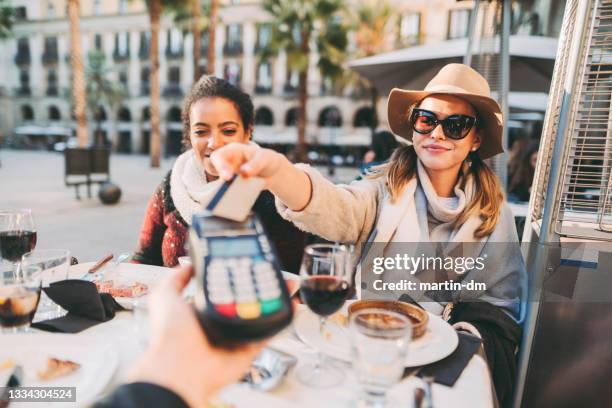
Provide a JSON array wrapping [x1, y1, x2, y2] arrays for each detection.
[[318, 106, 342, 127], [142, 106, 150, 121], [285, 107, 298, 127], [255, 106, 274, 126], [117, 106, 131, 122], [48, 105, 61, 121], [167, 106, 181, 122], [353, 106, 375, 128], [94, 106, 107, 121], [21, 105, 34, 121]]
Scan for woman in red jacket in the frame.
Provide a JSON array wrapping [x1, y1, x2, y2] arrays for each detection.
[[133, 76, 307, 272]]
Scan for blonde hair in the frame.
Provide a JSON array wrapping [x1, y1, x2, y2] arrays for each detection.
[[369, 104, 504, 238]]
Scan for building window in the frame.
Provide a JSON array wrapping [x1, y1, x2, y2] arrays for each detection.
[[224, 24, 243, 55], [255, 106, 274, 126], [114, 32, 130, 60], [119, 0, 128, 13], [18, 69, 30, 95], [118, 69, 128, 89], [353, 107, 375, 128], [47, 2, 56, 18], [47, 69, 58, 96], [164, 67, 182, 97], [15, 38, 30, 65], [118, 106, 131, 122], [318, 106, 342, 127], [200, 31, 209, 54], [399, 12, 420, 46], [224, 62, 242, 86], [256, 23, 272, 52], [94, 34, 103, 51], [166, 29, 183, 58], [48, 105, 61, 121], [255, 60, 272, 94], [21, 105, 34, 121], [42, 37, 59, 64], [448, 9, 471, 39], [284, 70, 298, 93], [285, 107, 297, 127], [139, 32, 150, 59], [15, 7, 27, 21], [140, 66, 150, 95], [94, 0, 102, 15]]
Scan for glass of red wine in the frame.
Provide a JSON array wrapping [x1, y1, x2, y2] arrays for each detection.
[[297, 243, 351, 388], [0, 210, 37, 278]]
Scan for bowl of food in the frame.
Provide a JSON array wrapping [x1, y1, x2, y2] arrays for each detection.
[[348, 300, 429, 339]]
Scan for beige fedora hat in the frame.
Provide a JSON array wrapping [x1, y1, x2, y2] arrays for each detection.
[[387, 63, 503, 159]]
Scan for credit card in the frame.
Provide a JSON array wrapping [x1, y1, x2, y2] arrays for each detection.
[[205, 175, 265, 222]]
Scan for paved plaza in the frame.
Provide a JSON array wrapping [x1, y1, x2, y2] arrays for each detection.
[[0, 149, 359, 263]]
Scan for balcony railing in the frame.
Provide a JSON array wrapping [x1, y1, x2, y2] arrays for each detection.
[[42, 51, 59, 64], [223, 43, 243, 56], [165, 48, 184, 59], [254, 84, 272, 95], [113, 50, 130, 62], [46, 86, 58, 96], [162, 84, 183, 97], [15, 87, 31, 97], [283, 83, 297, 95], [14, 52, 31, 65]]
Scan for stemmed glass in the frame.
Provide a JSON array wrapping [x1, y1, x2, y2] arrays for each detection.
[[297, 243, 351, 388], [0, 209, 37, 278], [0, 262, 42, 333], [22, 249, 70, 320]]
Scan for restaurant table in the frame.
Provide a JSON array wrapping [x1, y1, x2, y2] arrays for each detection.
[[8, 264, 495, 408]]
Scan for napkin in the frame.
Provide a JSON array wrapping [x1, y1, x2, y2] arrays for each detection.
[[31, 279, 125, 333], [416, 331, 482, 386]]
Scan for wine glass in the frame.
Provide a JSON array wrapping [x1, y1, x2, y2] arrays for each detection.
[[22, 249, 70, 320], [297, 243, 351, 388], [0, 261, 42, 333], [0, 209, 37, 278]]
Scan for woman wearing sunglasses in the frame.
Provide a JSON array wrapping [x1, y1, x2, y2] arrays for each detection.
[[211, 64, 524, 405]]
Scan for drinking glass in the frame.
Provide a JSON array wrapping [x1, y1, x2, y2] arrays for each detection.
[[0, 262, 42, 333], [297, 243, 351, 388], [350, 309, 412, 407], [0, 209, 37, 277], [22, 249, 70, 320]]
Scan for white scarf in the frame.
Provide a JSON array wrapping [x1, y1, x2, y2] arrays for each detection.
[[170, 149, 223, 225]]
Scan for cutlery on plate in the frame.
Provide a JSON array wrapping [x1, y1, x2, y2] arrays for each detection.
[[88, 254, 113, 274]]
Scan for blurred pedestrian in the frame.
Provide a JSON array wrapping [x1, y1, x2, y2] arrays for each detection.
[[507, 139, 540, 202], [360, 130, 399, 173]]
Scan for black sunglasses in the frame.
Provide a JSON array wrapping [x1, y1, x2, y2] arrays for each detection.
[[410, 108, 477, 140]]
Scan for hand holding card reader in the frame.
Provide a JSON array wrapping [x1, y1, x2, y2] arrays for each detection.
[[190, 176, 293, 347]]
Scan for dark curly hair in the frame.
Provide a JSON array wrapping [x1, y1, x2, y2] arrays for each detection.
[[181, 76, 254, 147]]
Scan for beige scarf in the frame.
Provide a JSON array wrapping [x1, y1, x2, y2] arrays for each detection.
[[170, 149, 223, 225]]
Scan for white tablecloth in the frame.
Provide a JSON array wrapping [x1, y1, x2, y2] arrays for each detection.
[[9, 264, 495, 408]]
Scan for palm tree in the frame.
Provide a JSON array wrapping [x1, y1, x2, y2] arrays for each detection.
[[0, 0, 15, 38], [208, 0, 218, 75], [67, 0, 88, 147], [141, 0, 190, 167], [351, 0, 394, 137], [85, 50, 127, 147], [263, 0, 348, 161]]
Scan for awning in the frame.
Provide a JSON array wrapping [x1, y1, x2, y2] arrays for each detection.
[[349, 35, 558, 96]]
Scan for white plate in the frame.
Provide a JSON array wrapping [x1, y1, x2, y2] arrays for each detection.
[[0, 334, 118, 407], [70, 262, 175, 309], [293, 307, 459, 367]]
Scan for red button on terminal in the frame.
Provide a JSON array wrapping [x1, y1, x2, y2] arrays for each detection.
[[215, 303, 237, 318]]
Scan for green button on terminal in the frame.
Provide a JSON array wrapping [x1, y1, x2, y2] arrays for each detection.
[[260, 298, 282, 315]]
